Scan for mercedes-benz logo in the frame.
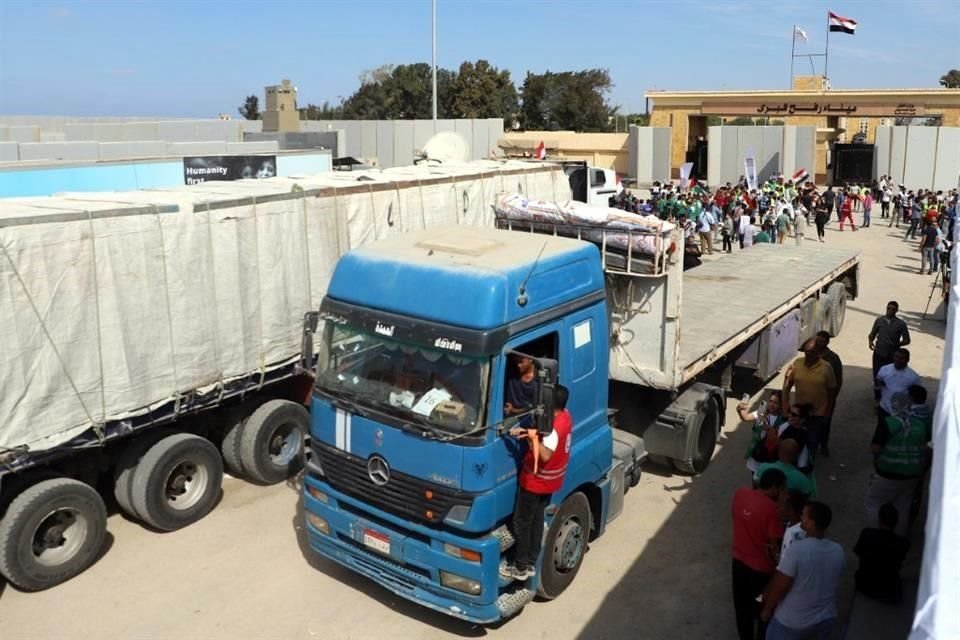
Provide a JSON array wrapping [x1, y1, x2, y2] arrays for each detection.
[[367, 455, 390, 486]]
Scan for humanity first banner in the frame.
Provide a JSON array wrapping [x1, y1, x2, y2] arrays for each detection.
[[183, 155, 277, 185]]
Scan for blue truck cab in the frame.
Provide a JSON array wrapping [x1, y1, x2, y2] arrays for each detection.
[[301, 226, 644, 622]]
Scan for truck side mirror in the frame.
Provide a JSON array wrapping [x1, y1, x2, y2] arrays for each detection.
[[301, 311, 320, 374], [533, 358, 558, 435]]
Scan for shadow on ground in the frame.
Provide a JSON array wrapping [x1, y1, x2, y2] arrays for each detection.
[[575, 363, 938, 640]]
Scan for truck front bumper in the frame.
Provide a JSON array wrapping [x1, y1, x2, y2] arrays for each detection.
[[302, 474, 504, 624]]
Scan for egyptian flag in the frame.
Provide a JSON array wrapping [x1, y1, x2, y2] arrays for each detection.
[[791, 168, 809, 185], [828, 12, 857, 35]]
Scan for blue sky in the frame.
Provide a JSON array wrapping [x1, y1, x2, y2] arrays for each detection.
[[0, 0, 957, 117]]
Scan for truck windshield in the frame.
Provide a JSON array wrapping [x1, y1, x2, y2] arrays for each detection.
[[316, 323, 489, 437]]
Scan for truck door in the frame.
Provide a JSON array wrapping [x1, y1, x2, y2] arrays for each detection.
[[588, 168, 618, 206]]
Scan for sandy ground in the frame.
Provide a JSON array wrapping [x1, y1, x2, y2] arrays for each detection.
[[0, 215, 948, 640]]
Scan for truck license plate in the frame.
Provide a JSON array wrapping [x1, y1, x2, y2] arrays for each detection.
[[363, 529, 391, 555]]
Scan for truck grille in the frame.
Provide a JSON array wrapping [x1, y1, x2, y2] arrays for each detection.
[[311, 441, 473, 526]]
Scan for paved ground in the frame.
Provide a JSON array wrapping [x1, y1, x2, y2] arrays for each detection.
[[0, 215, 948, 639]]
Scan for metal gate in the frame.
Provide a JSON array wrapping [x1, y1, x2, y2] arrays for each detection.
[[832, 143, 874, 185]]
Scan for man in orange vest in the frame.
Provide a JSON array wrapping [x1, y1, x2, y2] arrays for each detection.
[[501, 384, 573, 581]]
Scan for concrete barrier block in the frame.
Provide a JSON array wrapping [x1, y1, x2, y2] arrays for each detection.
[[227, 141, 279, 153], [158, 121, 201, 142], [18, 141, 100, 161], [165, 141, 228, 156], [5, 126, 40, 143], [39, 131, 67, 142], [0, 141, 19, 161], [98, 141, 168, 160], [124, 121, 160, 140]]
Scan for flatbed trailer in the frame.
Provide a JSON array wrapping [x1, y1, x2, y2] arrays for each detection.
[[499, 216, 861, 472]]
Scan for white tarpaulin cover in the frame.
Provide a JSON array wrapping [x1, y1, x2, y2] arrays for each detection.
[[911, 220, 958, 639], [493, 193, 675, 257], [0, 161, 568, 452]]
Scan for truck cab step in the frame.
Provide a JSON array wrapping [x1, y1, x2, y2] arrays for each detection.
[[496, 587, 536, 619]]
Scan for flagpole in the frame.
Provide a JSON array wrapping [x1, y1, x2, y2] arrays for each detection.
[[824, 12, 830, 81], [790, 25, 796, 88]]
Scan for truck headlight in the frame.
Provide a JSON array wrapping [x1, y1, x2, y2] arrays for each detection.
[[307, 485, 328, 503], [443, 543, 481, 562], [306, 513, 329, 535], [440, 571, 482, 595]]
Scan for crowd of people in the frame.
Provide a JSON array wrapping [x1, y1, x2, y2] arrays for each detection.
[[609, 175, 957, 272], [730, 301, 933, 640]]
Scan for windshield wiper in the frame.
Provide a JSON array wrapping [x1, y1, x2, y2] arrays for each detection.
[[313, 386, 370, 417]]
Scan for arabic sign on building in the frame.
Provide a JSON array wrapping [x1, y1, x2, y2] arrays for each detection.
[[701, 103, 926, 117]]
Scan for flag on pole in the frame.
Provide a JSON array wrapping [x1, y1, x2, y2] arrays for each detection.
[[828, 12, 857, 34], [791, 168, 810, 186], [794, 26, 808, 42], [534, 141, 546, 160]]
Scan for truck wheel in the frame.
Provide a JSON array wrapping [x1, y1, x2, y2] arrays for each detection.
[[826, 282, 847, 337], [113, 429, 174, 519], [0, 478, 107, 591], [220, 409, 246, 478], [130, 433, 223, 532], [239, 399, 308, 485], [673, 397, 720, 475], [537, 492, 591, 600]]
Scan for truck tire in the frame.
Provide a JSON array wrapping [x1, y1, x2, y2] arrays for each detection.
[[220, 409, 246, 478], [673, 396, 720, 475], [826, 282, 847, 337], [130, 433, 223, 532], [536, 492, 591, 600], [113, 429, 174, 519], [0, 478, 107, 591], [238, 399, 308, 485]]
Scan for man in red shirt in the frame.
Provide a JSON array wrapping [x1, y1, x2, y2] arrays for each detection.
[[501, 384, 573, 581], [731, 468, 787, 640]]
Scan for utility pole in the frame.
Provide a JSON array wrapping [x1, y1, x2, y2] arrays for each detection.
[[432, 0, 438, 129]]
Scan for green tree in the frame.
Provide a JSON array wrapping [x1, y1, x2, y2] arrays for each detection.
[[939, 69, 960, 88], [622, 113, 650, 126], [449, 60, 519, 127], [300, 101, 340, 120], [238, 95, 260, 120], [341, 66, 393, 119], [519, 69, 616, 132]]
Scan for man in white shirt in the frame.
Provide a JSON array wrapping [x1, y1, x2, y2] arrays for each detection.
[[761, 502, 845, 639], [876, 348, 920, 416], [698, 207, 716, 255], [742, 216, 759, 248], [881, 187, 892, 219]]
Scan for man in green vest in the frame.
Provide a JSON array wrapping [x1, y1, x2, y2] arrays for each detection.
[[864, 386, 932, 536]]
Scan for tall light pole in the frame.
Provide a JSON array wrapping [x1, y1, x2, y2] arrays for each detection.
[[432, 0, 438, 129]]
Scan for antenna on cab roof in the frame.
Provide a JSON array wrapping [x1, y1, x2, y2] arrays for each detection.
[[516, 240, 548, 308]]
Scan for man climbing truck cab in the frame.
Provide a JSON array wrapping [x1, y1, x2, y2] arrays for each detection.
[[301, 227, 646, 623], [300, 221, 860, 623]]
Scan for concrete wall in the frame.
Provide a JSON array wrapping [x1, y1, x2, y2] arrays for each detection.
[[304, 118, 504, 167], [0, 150, 330, 198], [62, 119, 249, 143], [874, 126, 960, 190], [706, 126, 816, 186], [244, 131, 340, 155], [0, 140, 280, 164], [627, 126, 672, 185]]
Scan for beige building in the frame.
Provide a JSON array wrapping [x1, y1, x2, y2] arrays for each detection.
[[648, 76, 960, 181], [497, 131, 629, 174], [263, 79, 300, 133]]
